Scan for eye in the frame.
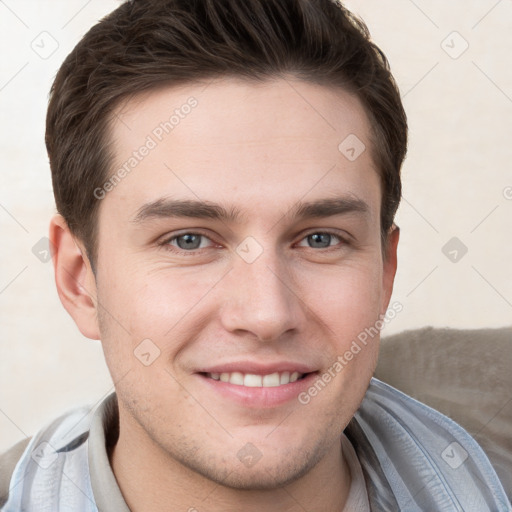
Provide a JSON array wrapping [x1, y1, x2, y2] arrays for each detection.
[[297, 232, 346, 249], [165, 232, 215, 251]]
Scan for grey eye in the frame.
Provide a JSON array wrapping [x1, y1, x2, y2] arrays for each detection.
[[307, 233, 333, 248], [175, 234, 203, 250]]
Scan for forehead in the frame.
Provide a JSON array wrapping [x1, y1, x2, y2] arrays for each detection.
[[104, 77, 380, 225]]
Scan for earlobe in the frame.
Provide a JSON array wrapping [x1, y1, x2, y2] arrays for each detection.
[[49, 214, 101, 340], [381, 224, 400, 315]]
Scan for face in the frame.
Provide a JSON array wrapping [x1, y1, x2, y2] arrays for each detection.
[[76, 78, 397, 488]]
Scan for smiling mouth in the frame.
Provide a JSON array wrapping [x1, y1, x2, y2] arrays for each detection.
[[202, 371, 310, 387]]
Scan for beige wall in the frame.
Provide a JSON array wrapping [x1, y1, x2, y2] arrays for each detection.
[[1, 0, 511, 453]]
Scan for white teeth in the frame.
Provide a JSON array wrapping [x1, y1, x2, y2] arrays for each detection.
[[230, 372, 244, 386], [244, 374, 263, 387], [262, 372, 280, 387], [280, 371, 290, 385], [206, 371, 305, 387]]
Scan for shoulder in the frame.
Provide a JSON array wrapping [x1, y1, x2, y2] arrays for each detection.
[[348, 378, 511, 511], [376, 326, 512, 494], [0, 438, 31, 507], [0, 404, 96, 511]]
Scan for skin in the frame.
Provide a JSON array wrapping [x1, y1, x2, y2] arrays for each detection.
[[50, 77, 399, 512]]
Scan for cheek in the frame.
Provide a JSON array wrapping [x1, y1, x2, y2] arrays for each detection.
[[294, 267, 383, 431], [96, 245, 384, 376], [297, 261, 383, 407], [96, 262, 224, 365], [300, 260, 384, 340]]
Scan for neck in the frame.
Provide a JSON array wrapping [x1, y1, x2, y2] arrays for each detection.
[[110, 420, 351, 512]]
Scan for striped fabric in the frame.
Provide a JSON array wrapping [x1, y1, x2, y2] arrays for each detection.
[[2, 379, 510, 511]]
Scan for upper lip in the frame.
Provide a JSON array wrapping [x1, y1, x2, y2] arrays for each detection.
[[196, 361, 318, 375]]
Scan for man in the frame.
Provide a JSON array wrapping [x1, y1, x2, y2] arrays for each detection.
[[0, 0, 508, 510]]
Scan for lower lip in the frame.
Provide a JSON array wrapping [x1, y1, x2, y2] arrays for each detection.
[[197, 372, 319, 408]]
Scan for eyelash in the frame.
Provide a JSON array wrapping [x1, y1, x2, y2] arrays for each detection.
[[159, 230, 350, 255]]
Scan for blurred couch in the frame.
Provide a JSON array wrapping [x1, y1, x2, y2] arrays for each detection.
[[375, 326, 512, 497]]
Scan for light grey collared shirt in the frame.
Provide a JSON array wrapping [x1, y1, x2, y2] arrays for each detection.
[[2, 378, 510, 511]]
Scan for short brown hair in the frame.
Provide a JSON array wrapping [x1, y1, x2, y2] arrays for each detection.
[[46, 0, 407, 267]]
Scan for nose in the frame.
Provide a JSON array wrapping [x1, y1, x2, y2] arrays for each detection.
[[218, 246, 304, 342]]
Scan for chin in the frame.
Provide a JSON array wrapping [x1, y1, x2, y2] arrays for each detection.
[[214, 461, 315, 491], [178, 442, 323, 491]]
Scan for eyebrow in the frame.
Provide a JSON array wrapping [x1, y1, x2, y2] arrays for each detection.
[[131, 196, 369, 224]]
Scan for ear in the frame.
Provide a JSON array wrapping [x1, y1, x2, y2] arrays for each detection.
[[380, 224, 399, 315], [49, 214, 100, 340]]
